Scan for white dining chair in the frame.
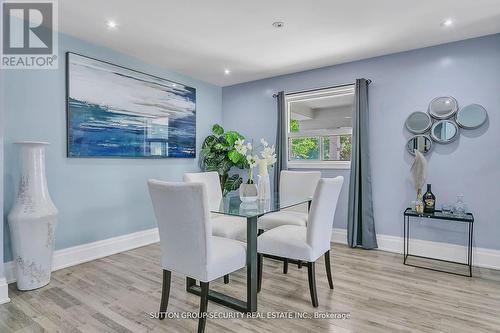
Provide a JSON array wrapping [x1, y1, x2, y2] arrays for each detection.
[[258, 170, 321, 231], [148, 180, 246, 333], [184, 172, 247, 243], [258, 170, 321, 273], [257, 177, 344, 307]]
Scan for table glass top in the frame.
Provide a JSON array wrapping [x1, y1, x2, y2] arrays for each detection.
[[212, 193, 312, 218]]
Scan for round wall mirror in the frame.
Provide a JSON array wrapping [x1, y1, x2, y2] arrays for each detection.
[[428, 96, 459, 119], [406, 135, 433, 155], [455, 104, 488, 129], [430, 120, 459, 144], [405, 111, 432, 134]]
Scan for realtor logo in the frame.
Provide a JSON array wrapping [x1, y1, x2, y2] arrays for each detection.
[[1, 0, 58, 69]]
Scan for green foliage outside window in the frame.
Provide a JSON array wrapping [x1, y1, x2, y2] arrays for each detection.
[[289, 118, 352, 161], [291, 137, 319, 159], [290, 119, 317, 159], [339, 135, 352, 160]]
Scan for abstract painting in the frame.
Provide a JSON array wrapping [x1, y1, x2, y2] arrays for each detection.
[[66, 52, 196, 158]]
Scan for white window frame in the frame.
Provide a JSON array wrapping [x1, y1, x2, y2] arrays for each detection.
[[285, 85, 354, 170]]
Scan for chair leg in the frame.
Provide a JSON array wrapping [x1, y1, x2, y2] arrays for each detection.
[[324, 250, 334, 289], [307, 262, 319, 308], [198, 282, 209, 333], [283, 258, 289, 274], [223, 274, 229, 284], [159, 270, 171, 320], [257, 253, 263, 293]]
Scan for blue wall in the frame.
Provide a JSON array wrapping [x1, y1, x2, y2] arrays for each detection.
[[222, 34, 500, 250], [2, 34, 222, 262]]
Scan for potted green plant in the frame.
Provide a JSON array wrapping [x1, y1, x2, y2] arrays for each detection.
[[199, 124, 247, 195]]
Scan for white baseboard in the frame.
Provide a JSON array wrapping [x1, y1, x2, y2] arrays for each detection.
[[0, 277, 10, 304], [3, 226, 498, 287], [332, 228, 500, 270], [5, 228, 159, 284]]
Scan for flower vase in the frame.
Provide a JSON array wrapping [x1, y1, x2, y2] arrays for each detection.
[[257, 159, 271, 201], [239, 182, 258, 202], [8, 142, 58, 290]]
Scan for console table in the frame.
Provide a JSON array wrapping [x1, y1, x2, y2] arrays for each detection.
[[403, 208, 474, 277]]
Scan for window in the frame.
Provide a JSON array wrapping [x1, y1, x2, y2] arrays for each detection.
[[285, 85, 354, 169]]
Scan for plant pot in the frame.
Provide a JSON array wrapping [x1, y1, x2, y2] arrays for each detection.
[[8, 142, 58, 290], [239, 183, 258, 202]]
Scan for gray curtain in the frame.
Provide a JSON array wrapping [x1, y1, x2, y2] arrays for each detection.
[[274, 91, 287, 193], [347, 79, 378, 249]]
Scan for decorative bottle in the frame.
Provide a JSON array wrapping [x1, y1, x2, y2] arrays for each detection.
[[423, 184, 436, 213]]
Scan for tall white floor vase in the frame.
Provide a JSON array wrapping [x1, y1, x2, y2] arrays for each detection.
[[8, 142, 58, 290]]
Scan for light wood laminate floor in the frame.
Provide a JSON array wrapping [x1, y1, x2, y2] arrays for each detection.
[[2, 243, 500, 333]]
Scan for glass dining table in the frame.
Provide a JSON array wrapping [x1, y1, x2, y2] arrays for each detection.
[[186, 193, 312, 313]]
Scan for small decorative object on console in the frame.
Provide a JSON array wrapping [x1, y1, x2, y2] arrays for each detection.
[[452, 195, 467, 217], [441, 204, 453, 215]]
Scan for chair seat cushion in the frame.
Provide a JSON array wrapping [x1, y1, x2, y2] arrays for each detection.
[[205, 236, 246, 282], [211, 214, 247, 241], [258, 211, 308, 231], [258, 225, 317, 262]]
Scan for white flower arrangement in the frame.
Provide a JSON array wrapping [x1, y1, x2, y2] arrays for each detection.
[[234, 138, 277, 183]]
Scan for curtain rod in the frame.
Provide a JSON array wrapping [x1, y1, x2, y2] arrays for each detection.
[[272, 79, 372, 98]]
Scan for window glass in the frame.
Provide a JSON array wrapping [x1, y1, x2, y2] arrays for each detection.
[[286, 87, 354, 166], [289, 137, 319, 160], [322, 135, 352, 161]]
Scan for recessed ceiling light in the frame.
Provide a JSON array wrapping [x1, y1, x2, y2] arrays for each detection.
[[272, 21, 284, 28], [224, 69, 231, 75], [345, 116, 352, 119], [106, 20, 118, 29], [441, 19, 454, 27]]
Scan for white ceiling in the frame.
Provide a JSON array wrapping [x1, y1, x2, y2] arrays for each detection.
[[291, 94, 353, 128], [301, 94, 354, 110], [59, 0, 500, 86]]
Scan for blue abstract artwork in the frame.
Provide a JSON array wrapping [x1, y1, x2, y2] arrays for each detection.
[[67, 53, 196, 158]]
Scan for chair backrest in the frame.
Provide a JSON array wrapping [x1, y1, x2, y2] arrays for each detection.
[[148, 180, 211, 279], [183, 171, 222, 212], [306, 177, 344, 259], [280, 170, 321, 212]]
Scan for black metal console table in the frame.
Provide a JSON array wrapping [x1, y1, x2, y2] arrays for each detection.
[[403, 208, 474, 277]]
